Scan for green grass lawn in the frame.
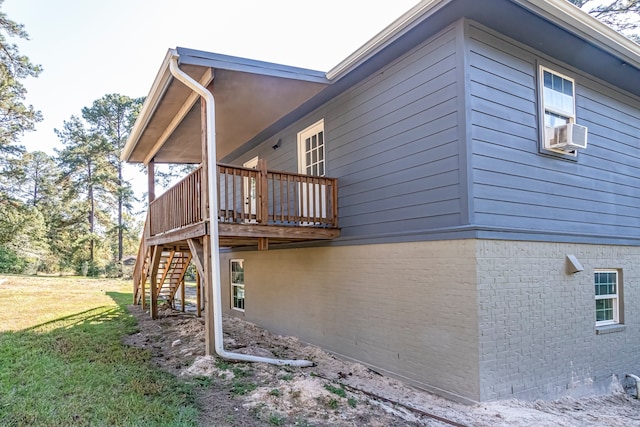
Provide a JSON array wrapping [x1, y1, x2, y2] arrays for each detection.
[[0, 275, 199, 427]]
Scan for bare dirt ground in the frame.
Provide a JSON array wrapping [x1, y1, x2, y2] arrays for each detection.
[[124, 301, 640, 427]]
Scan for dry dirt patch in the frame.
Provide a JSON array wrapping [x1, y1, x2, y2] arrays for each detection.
[[124, 304, 640, 427]]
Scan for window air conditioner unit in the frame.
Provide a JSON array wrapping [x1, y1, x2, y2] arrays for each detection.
[[548, 123, 588, 151]]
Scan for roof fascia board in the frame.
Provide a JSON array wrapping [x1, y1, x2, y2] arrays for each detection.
[[142, 67, 214, 166], [327, 0, 640, 82], [121, 49, 176, 162], [176, 47, 330, 84], [515, 0, 640, 70], [326, 0, 452, 80]]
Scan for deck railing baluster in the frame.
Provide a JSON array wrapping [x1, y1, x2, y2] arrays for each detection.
[[148, 163, 337, 236]]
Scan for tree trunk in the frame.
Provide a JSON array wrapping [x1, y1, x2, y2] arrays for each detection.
[[32, 166, 39, 207], [118, 163, 123, 262], [87, 160, 95, 265]]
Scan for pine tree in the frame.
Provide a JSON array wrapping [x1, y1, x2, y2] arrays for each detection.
[[56, 116, 115, 275], [81, 94, 143, 265], [2, 150, 58, 207], [0, 0, 41, 155]]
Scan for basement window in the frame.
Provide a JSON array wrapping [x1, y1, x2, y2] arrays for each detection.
[[595, 270, 621, 327], [230, 259, 245, 311]]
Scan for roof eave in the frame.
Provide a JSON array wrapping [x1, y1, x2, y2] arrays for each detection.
[[517, 0, 640, 69], [326, 0, 451, 81], [121, 49, 176, 163], [122, 49, 330, 165], [327, 0, 640, 82], [177, 47, 330, 84]]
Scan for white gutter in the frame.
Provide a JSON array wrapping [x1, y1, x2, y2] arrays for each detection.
[[168, 54, 313, 367]]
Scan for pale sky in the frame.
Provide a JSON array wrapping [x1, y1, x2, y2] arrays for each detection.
[[4, 0, 420, 155]]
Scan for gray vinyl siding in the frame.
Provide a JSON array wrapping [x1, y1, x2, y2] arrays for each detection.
[[236, 19, 640, 246], [466, 21, 640, 242], [233, 25, 462, 243], [215, 16, 640, 404], [328, 26, 462, 239]]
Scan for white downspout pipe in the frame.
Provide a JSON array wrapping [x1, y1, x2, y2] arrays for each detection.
[[168, 54, 313, 367], [626, 374, 640, 398]]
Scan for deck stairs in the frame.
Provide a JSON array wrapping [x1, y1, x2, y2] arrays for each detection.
[[134, 247, 192, 307], [158, 249, 192, 302]]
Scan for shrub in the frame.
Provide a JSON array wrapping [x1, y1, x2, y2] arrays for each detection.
[[0, 246, 28, 274]]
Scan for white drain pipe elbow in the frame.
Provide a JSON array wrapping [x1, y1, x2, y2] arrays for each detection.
[[168, 53, 313, 368], [626, 374, 640, 398]]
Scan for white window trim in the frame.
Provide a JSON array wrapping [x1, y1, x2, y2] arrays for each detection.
[[296, 119, 328, 223], [243, 156, 259, 169], [230, 259, 245, 312], [595, 269, 619, 327], [297, 119, 325, 176], [242, 156, 259, 223], [538, 64, 578, 158]]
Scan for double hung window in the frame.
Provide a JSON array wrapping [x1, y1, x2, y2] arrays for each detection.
[[231, 259, 245, 311], [539, 66, 577, 156], [595, 270, 619, 326]]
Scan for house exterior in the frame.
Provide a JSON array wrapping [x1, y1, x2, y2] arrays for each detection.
[[122, 0, 640, 403]]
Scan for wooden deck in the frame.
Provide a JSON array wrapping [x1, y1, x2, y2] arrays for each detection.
[[133, 162, 339, 316], [146, 161, 340, 249]]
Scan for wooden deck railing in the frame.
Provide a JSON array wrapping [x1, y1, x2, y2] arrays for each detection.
[[133, 211, 151, 304], [147, 162, 338, 237], [149, 166, 203, 236], [218, 162, 338, 227]]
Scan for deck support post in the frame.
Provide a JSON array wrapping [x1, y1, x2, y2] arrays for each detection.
[[148, 159, 155, 203], [141, 277, 146, 310], [133, 266, 139, 305], [202, 235, 216, 355], [258, 237, 269, 251], [149, 245, 161, 320], [181, 277, 185, 313], [196, 270, 202, 317]]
